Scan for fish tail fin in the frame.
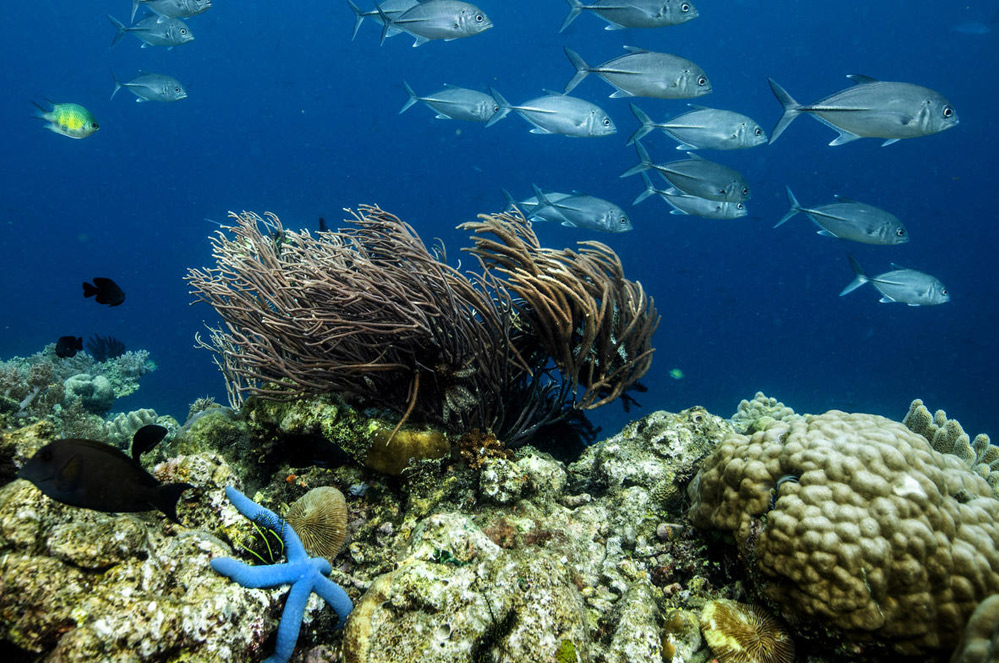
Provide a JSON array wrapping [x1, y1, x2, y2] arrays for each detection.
[[839, 255, 869, 297], [485, 87, 511, 127], [400, 81, 418, 114], [563, 47, 589, 94], [627, 103, 654, 145], [155, 482, 193, 524], [107, 13, 128, 48], [82, 281, 98, 298], [374, 2, 393, 46], [531, 183, 552, 208], [768, 78, 802, 144], [619, 140, 652, 178], [774, 185, 802, 228], [559, 0, 585, 33], [346, 0, 365, 40], [130, 0, 141, 24], [633, 172, 657, 205], [501, 188, 516, 209], [110, 70, 123, 101]]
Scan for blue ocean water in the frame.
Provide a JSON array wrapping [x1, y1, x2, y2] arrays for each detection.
[[1, 1, 996, 440]]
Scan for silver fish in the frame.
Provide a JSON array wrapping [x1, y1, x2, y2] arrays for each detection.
[[634, 173, 747, 219], [769, 75, 958, 146], [840, 256, 949, 306], [629, 104, 766, 149], [488, 89, 616, 137], [108, 14, 194, 48], [111, 71, 188, 103], [560, 0, 698, 32], [346, 0, 419, 40], [131, 0, 211, 23], [776, 187, 907, 245], [563, 46, 710, 99], [621, 143, 749, 202], [503, 189, 575, 225], [522, 185, 632, 233], [400, 82, 498, 122], [373, 0, 492, 47]]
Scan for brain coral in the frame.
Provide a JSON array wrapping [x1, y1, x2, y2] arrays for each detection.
[[688, 410, 999, 656]]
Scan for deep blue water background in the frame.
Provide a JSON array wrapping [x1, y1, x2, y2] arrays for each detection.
[[1, 1, 996, 441]]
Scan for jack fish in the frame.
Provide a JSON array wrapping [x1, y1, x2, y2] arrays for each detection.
[[634, 173, 747, 219], [840, 256, 949, 306], [563, 46, 710, 99], [108, 13, 194, 48], [629, 104, 766, 149], [768, 75, 958, 146], [371, 0, 491, 47], [510, 186, 632, 233], [111, 71, 187, 103], [131, 0, 211, 22], [776, 187, 907, 245], [347, 0, 419, 39], [621, 143, 749, 202], [400, 82, 498, 122], [488, 89, 616, 137], [560, 0, 698, 32]]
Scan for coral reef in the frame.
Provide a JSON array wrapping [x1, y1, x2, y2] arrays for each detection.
[[950, 594, 999, 663], [904, 399, 999, 496], [730, 392, 798, 435], [688, 410, 999, 656], [0, 343, 156, 433]]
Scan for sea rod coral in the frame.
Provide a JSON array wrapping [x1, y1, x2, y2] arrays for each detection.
[[186, 206, 657, 444]]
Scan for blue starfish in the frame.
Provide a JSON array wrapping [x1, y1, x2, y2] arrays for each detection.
[[211, 486, 353, 663]]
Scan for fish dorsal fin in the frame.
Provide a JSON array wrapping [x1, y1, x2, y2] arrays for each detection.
[[846, 74, 880, 85], [832, 194, 862, 204], [622, 45, 649, 54], [686, 104, 713, 111], [542, 88, 567, 97], [879, 296, 896, 303], [890, 262, 910, 270], [131, 424, 168, 461], [684, 151, 709, 161]]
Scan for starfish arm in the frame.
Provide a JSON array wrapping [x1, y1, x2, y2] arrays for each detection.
[[211, 558, 297, 589], [266, 577, 313, 663], [312, 574, 354, 628], [223, 486, 310, 562]]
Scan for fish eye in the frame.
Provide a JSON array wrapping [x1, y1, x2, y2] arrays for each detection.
[[942, 105, 954, 118], [896, 228, 906, 236], [754, 127, 763, 136], [493, 105, 499, 112], [180, 28, 188, 34], [941, 288, 948, 295], [681, 2, 690, 11], [697, 76, 707, 86], [620, 217, 628, 225], [92, 122, 100, 129], [602, 117, 611, 126], [737, 203, 745, 210], [742, 187, 750, 195], [475, 13, 483, 21]]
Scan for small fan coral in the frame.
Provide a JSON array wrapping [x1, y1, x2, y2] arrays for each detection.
[[285, 486, 348, 560], [699, 599, 794, 663]]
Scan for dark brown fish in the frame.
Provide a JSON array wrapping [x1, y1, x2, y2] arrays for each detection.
[[18, 431, 191, 523], [83, 277, 125, 306], [55, 336, 83, 358]]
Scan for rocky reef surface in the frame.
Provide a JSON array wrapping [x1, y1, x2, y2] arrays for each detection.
[[0, 392, 996, 663]]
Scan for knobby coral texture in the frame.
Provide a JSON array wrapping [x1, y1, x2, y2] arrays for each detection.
[[688, 410, 999, 656], [186, 206, 657, 445]]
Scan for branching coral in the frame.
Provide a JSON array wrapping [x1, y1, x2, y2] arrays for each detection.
[[186, 206, 657, 444]]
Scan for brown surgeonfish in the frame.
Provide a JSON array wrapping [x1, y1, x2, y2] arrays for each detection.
[[17, 426, 191, 523]]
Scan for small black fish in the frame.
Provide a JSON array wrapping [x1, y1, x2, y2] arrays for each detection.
[[131, 424, 168, 461], [83, 277, 125, 306], [17, 427, 192, 523], [55, 336, 83, 358], [318, 216, 328, 232]]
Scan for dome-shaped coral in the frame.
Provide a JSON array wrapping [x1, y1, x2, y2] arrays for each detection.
[[699, 599, 794, 663], [285, 486, 348, 560]]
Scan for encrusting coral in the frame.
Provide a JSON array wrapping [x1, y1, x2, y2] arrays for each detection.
[[950, 594, 999, 663], [688, 409, 999, 656]]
